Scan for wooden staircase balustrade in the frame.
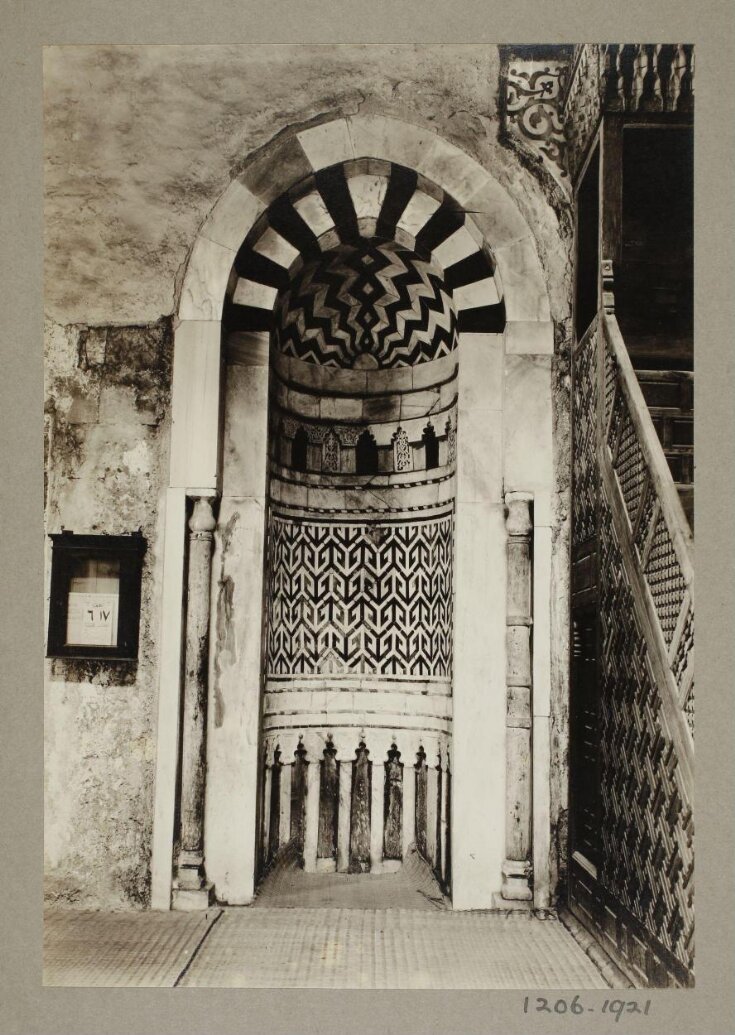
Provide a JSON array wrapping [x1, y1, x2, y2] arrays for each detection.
[[634, 369, 694, 527], [601, 309, 694, 748], [569, 309, 694, 984]]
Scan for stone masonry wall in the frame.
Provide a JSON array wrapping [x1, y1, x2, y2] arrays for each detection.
[[44, 318, 172, 907]]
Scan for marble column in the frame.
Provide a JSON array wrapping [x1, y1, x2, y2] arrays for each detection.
[[173, 494, 217, 909], [501, 493, 534, 902]]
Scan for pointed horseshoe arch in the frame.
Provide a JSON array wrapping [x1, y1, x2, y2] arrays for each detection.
[[151, 115, 556, 910]]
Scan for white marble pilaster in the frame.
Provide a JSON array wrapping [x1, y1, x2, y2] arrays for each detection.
[[303, 757, 320, 872], [261, 763, 272, 869], [453, 332, 506, 909], [337, 762, 352, 873], [369, 762, 385, 874], [279, 763, 292, 848]]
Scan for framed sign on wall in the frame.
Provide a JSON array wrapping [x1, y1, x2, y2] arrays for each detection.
[[46, 532, 147, 660]]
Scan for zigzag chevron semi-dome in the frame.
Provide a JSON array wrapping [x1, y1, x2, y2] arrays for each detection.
[[223, 159, 506, 337], [274, 240, 458, 369]]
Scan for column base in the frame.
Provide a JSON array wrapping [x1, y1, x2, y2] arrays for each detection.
[[501, 859, 533, 901], [172, 882, 216, 911], [491, 892, 533, 911]]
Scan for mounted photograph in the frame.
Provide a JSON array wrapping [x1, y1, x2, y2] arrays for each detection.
[[43, 43, 694, 989]]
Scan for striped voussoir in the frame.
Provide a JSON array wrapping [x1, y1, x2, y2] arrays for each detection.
[[225, 160, 505, 349]]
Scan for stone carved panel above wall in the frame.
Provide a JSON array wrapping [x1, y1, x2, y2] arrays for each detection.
[[505, 60, 569, 187], [266, 512, 454, 678]]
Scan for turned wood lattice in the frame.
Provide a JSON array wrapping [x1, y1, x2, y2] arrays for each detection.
[[563, 44, 694, 183], [571, 310, 694, 978]]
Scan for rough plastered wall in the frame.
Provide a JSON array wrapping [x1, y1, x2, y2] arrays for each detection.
[[44, 319, 172, 907], [43, 44, 573, 907]]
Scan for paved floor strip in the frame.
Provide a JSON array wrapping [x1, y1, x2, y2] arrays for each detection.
[[173, 907, 225, 986], [43, 907, 223, 987], [178, 908, 612, 989], [44, 871, 619, 990]]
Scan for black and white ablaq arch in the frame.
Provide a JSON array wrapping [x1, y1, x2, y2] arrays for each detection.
[[152, 115, 556, 911]]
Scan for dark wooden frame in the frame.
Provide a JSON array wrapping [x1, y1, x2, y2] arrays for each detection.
[[46, 532, 147, 660]]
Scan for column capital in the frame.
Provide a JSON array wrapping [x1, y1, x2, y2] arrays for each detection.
[[505, 494, 532, 537], [189, 495, 217, 537]]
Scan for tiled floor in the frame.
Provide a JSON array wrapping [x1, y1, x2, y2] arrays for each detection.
[[44, 849, 613, 989], [44, 907, 611, 989], [43, 907, 220, 987], [179, 908, 610, 989]]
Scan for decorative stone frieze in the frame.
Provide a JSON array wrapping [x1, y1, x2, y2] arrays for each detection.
[[505, 59, 569, 187]]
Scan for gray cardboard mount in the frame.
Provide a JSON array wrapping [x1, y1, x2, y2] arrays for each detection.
[[1, 5, 733, 1034]]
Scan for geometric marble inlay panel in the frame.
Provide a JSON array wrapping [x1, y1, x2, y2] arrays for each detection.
[[266, 512, 454, 677]]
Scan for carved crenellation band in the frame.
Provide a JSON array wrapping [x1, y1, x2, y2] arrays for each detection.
[[261, 727, 451, 771]]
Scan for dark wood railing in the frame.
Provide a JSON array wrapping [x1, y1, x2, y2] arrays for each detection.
[[569, 304, 694, 984]]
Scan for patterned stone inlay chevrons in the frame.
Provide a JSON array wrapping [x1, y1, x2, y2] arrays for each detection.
[[266, 513, 454, 677], [275, 241, 457, 369]]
